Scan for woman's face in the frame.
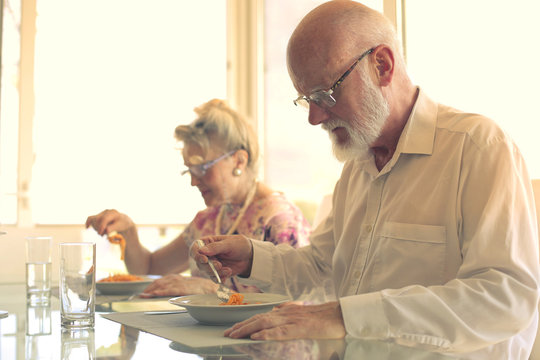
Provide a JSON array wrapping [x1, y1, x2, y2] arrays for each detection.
[[182, 145, 236, 207]]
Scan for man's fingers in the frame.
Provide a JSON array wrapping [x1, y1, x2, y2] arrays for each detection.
[[199, 239, 227, 257], [225, 313, 286, 339], [191, 242, 210, 264], [194, 241, 227, 266], [225, 302, 345, 341], [220, 267, 233, 277], [251, 324, 298, 340], [224, 313, 263, 336]]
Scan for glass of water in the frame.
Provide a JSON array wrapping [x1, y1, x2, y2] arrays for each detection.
[[59, 242, 96, 328], [25, 236, 52, 305]]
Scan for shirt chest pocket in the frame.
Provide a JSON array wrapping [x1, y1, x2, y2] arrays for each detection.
[[368, 222, 447, 292]]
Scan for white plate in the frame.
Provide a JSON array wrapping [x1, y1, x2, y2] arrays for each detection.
[[169, 293, 290, 325], [96, 275, 157, 295]]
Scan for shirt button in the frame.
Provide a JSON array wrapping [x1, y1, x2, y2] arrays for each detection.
[[354, 271, 361, 278], [366, 225, 373, 233]]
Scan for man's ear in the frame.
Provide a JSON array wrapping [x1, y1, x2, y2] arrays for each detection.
[[372, 45, 395, 86]]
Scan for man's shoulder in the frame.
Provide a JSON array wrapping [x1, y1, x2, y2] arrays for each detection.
[[435, 103, 509, 149]]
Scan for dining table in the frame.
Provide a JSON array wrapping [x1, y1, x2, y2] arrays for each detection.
[[0, 282, 474, 359]]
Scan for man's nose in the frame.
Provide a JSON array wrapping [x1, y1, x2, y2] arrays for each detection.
[[308, 103, 330, 126]]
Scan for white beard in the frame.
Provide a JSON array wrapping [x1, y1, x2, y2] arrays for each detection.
[[322, 68, 390, 162]]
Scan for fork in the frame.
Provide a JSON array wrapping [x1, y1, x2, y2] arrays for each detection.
[[196, 240, 233, 302]]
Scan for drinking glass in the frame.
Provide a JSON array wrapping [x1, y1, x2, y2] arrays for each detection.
[[25, 236, 52, 305], [59, 242, 96, 328]]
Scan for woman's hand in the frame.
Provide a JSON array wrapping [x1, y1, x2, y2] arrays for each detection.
[[85, 209, 136, 236], [140, 274, 219, 297], [191, 235, 254, 279]]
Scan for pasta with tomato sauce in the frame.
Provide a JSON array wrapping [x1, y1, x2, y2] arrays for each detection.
[[98, 274, 144, 282], [108, 231, 126, 260]]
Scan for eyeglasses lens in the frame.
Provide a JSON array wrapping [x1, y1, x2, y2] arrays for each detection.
[[294, 98, 310, 108], [190, 165, 205, 178], [294, 91, 336, 109], [181, 165, 205, 178]]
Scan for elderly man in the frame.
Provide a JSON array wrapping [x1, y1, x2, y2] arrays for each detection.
[[193, 1, 539, 356]]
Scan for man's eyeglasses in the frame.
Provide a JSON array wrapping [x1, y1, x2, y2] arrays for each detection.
[[181, 150, 236, 178], [293, 47, 375, 109]]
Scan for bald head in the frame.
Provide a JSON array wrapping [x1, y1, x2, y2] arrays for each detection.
[[287, 1, 403, 92]]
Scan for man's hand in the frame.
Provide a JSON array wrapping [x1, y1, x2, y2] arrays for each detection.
[[191, 235, 254, 279], [224, 301, 346, 340]]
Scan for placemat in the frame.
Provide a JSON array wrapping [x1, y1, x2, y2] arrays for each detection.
[[96, 299, 181, 313], [101, 311, 261, 348]]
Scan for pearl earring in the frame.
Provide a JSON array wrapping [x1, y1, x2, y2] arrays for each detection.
[[233, 168, 242, 176]]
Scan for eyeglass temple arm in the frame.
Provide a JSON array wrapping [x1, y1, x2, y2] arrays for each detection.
[[201, 150, 236, 171], [329, 48, 374, 92]]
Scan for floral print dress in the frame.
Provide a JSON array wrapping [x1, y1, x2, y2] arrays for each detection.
[[182, 192, 311, 292]]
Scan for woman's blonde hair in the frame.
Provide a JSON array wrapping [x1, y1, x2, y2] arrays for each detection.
[[174, 99, 259, 175]]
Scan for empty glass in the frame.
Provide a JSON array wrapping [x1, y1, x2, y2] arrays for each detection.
[[59, 242, 96, 328]]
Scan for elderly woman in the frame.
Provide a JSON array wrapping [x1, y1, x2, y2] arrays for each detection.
[[86, 99, 311, 296]]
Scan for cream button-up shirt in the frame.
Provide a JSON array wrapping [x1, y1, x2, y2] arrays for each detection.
[[243, 89, 539, 358]]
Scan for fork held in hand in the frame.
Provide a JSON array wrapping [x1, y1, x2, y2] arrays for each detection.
[[196, 240, 232, 302]]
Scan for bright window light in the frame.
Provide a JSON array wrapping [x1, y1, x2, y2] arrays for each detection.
[[31, 0, 227, 224], [405, 0, 540, 178]]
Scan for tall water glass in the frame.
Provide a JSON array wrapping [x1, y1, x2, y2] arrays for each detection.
[[59, 242, 96, 328], [25, 236, 52, 305]]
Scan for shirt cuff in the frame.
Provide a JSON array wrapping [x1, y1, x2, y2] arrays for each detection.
[[339, 291, 389, 338], [236, 239, 275, 288]]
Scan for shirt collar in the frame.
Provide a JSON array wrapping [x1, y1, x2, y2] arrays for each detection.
[[395, 87, 438, 156]]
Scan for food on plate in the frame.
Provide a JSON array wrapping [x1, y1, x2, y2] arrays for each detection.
[[107, 231, 126, 260], [98, 274, 144, 283], [220, 292, 248, 305]]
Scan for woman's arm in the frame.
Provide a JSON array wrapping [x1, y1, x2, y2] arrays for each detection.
[[86, 209, 190, 275], [140, 233, 190, 275]]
